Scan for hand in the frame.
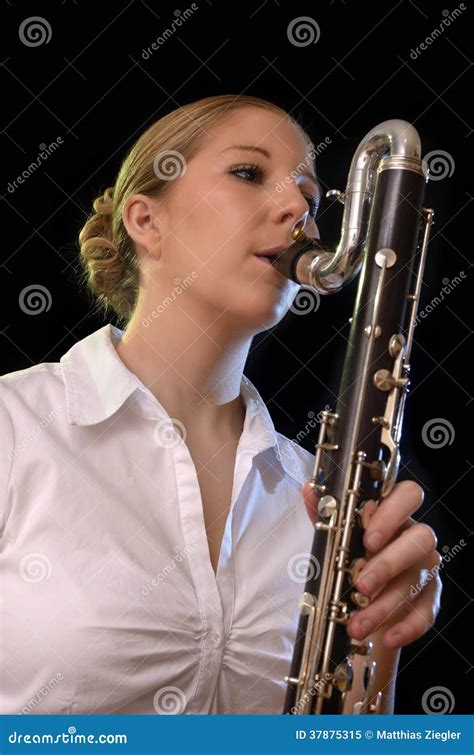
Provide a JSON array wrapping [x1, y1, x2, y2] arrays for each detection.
[[301, 479, 443, 650]]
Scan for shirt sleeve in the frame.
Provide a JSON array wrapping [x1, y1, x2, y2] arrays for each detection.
[[0, 384, 15, 536]]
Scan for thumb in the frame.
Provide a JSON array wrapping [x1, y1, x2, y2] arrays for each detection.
[[301, 480, 320, 526]]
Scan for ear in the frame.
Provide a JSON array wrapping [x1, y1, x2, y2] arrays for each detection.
[[122, 193, 161, 258]]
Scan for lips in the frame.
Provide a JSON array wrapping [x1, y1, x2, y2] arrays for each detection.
[[254, 245, 287, 264], [255, 255, 274, 267]]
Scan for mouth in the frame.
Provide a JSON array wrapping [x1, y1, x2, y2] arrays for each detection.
[[255, 255, 277, 267], [253, 245, 287, 267]]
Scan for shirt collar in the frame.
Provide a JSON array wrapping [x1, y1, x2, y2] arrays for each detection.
[[59, 323, 309, 485], [60, 324, 140, 428]]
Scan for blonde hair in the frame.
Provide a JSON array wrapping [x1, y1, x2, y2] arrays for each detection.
[[77, 94, 311, 327]]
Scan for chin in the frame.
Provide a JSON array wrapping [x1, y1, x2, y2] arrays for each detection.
[[227, 295, 290, 332]]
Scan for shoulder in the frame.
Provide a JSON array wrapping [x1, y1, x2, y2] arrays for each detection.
[[0, 362, 66, 483], [0, 361, 65, 410], [0, 388, 15, 529], [0, 362, 68, 534]]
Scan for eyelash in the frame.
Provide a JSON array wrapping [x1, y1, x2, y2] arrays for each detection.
[[229, 162, 319, 219]]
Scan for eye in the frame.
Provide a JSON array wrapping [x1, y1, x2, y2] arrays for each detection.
[[230, 163, 320, 219], [229, 163, 264, 183]]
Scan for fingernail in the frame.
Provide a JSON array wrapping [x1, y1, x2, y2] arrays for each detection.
[[366, 531, 382, 550], [359, 571, 379, 593], [360, 619, 373, 637]]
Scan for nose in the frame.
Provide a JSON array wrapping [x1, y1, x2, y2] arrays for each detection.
[[292, 214, 309, 237], [273, 187, 311, 240]]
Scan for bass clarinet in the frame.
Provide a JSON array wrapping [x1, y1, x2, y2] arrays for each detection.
[[272, 119, 434, 715]]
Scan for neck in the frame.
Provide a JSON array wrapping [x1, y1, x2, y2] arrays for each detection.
[[114, 292, 253, 436]]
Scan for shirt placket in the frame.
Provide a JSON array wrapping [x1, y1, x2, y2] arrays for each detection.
[[153, 383, 279, 714], [172, 440, 227, 713]]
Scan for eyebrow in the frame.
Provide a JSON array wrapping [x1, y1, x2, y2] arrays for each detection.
[[220, 144, 321, 198]]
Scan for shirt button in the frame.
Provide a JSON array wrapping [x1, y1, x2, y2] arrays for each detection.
[[209, 631, 222, 647]]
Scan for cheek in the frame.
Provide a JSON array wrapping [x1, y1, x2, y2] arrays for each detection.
[[191, 179, 261, 244], [169, 186, 239, 266]]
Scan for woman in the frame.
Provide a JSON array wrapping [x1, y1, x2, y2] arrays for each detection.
[[0, 94, 442, 715]]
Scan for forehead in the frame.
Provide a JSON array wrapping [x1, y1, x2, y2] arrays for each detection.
[[202, 107, 311, 160]]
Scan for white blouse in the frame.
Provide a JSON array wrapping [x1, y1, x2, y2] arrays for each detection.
[[0, 323, 316, 715]]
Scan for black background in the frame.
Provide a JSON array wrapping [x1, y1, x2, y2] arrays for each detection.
[[1, 0, 472, 715]]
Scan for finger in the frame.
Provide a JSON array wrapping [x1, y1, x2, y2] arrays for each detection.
[[363, 480, 425, 553], [348, 568, 415, 641], [359, 499, 378, 530], [382, 575, 442, 649], [301, 481, 320, 526], [355, 522, 438, 597]]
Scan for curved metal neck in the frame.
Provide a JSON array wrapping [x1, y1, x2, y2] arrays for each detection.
[[274, 120, 428, 295]]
